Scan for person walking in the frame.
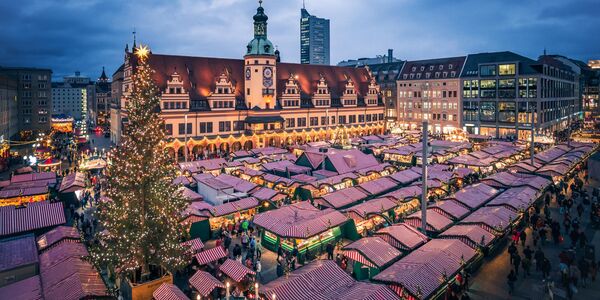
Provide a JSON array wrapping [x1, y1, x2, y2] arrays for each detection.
[[542, 257, 552, 280], [507, 269, 517, 295], [326, 243, 334, 260], [513, 253, 522, 276], [519, 230, 527, 247]]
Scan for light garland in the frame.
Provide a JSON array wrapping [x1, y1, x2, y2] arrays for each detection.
[[90, 45, 189, 280]]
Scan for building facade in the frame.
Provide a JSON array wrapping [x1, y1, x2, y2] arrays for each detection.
[[110, 64, 124, 145], [300, 7, 330, 65], [51, 72, 92, 122], [94, 68, 111, 127], [112, 2, 384, 160], [365, 60, 405, 124], [0, 75, 18, 171], [0, 67, 52, 135], [395, 57, 466, 134], [460, 51, 579, 139], [338, 49, 401, 67]]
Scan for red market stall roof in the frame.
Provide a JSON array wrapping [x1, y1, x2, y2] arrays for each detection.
[[308, 172, 358, 188], [181, 187, 203, 202], [219, 258, 256, 282], [214, 174, 258, 193], [262, 173, 296, 186], [375, 223, 429, 251], [354, 162, 394, 176], [356, 177, 398, 196], [180, 238, 204, 254], [39, 242, 108, 300], [343, 197, 397, 221], [316, 186, 369, 209], [253, 201, 348, 239], [201, 197, 260, 217], [405, 209, 454, 233], [0, 235, 38, 274], [508, 160, 543, 173], [250, 147, 289, 157], [236, 166, 265, 177], [153, 283, 190, 300], [290, 173, 317, 183], [439, 224, 497, 249], [250, 187, 282, 201], [58, 172, 86, 193], [373, 239, 477, 300], [461, 206, 518, 234], [482, 172, 551, 191], [430, 200, 471, 220], [0, 275, 43, 300], [194, 246, 227, 266], [384, 185, 422, 202], [389, 169, 421, 185], [261, 260, 400, 300], [0, 186, 49, 199], [11, 172, 56, 185], [0, 201, 66, 237], [448, 183, 499, 210], [189, 270, 225, 297], [2, 180, 50, 190], [37, 226, 80, 252], [342, 237, 402, 268], [261, 160, 312, 174], [487, 186, 539, 211], [179, 158, 227, 173], [173, 175, 192, 186]]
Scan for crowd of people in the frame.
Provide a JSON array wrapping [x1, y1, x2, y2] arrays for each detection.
[[505, 169, 599, 299]]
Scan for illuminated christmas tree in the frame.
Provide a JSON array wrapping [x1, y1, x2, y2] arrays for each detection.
[[92, 45, 188, 282]]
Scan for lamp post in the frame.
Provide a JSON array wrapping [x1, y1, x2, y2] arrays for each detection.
[[255, 282, 259, 299], [226, 282, 230, 299]]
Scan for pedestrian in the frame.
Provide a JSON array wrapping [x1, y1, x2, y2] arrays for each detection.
[[519, 230, 527, 247], [522, 256, 531, 277], [241, 231, 249, 250], [507, 269, 517, 295], [255, 238, 262, 260], [326, 243, 334, 260], [542, 258, 552, 279], [513, 254, 522, 276], [535, 248, 545, 272], [569, 229, 579, 249], [579, 259, 589, 287], [255, 259, 262, 281], [523, 246, 533, 261], [508, 242, 517, 263]]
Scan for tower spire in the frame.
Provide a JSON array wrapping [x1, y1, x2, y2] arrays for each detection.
[[303, 0, 305, 9], [132, 27, 137, 49]]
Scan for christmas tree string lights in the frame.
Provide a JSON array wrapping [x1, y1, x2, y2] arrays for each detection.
[[90, 44, 188, 282]]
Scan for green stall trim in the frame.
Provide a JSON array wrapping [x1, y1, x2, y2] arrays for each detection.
[[189, 219, 211, 242]]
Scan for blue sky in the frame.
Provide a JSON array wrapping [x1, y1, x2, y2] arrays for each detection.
[[0, 0, 598, 80]]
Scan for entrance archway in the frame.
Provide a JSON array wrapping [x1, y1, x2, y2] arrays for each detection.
[[243, 140, 253, 150]]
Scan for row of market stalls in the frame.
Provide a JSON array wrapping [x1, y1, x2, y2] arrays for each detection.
[[382, 140, 472, 166], [0, 172, 57, 207], [446, 142, 528, 174]]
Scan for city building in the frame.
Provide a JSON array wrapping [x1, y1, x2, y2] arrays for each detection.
[[583, 61, 599, 117], [51, 72, 92, 122], [110, 64, 125, 145], [338, 49, 402, 67], [363, 58, 405, 125], [112, 1, 384, 160], [0, 75, 18, 171], [395, 56, 466, 134], [460, 51, 579, 139], [300, 5, 330, 65], [0, 67, 53, 136], [589, 60, 600, 70], [93, 67, 111, 127]]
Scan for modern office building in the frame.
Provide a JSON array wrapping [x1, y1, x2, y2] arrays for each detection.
[[111, 2, 384, 160], [0, 67, 53, 135], [460, 51, 579, 139], [300, 6, 330, 65], [51, 72, 92, 122], [395, 56, 466, 134]]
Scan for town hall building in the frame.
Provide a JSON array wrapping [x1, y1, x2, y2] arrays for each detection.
[[111, 1, 385, 160]]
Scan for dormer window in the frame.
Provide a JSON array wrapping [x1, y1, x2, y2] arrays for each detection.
[[411, 67, 416, 72], [449, 64, 453, 69], [420, 66, 425, 71], [429, 66, 434, 71], [439, 65, 444, 70]]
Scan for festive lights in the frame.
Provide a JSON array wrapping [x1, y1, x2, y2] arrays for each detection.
[[90, 44, 188, 282]]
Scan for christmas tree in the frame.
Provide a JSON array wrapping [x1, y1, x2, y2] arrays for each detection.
[[92, 45, 188, 282]]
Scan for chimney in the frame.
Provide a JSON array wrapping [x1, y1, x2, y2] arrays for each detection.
[[387, 49, 393, 63], [75, 71, 81, 77]]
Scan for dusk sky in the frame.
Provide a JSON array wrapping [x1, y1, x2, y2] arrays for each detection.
[[0, 0, 598, 80]]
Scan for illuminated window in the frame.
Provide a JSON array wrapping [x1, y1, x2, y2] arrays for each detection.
[[479, 65, 496, 76], [499, 64, 516, 76]]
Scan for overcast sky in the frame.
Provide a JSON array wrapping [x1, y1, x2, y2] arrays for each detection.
[[0, 0, 598, 80]]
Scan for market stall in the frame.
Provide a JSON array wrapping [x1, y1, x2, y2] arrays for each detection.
[[373, 239, 480, 300], [460, 206, 519, 235], [189, 270, 225, 298], [194, 246, 228, 266], [374, 223, 428, 253], [355, 177, 398, 197], [295, 173, 358, 200], [404, 209, 454, 235], [429, 199, 471, 221], [180, 238, 204, 255], [314, 186, 369, 209], [382, 185, 422, 219], [341, 237, 402, 280], [152, 283, 189, 300], [253, 201, 355, 260], [219, 258, 255, 284], [343, 197, 397, 236], [439, 224, 497, 252], [0, 186, 49, 207], [486, 186, 540, 212], [446, 183, 499, 211]]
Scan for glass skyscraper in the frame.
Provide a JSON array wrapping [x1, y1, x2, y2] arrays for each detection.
[[300, 7, 330, 65]]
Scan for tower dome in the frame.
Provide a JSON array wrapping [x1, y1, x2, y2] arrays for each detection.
[[246, 0, 275, 56]]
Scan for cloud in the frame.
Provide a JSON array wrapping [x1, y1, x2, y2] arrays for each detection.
[[0, 0, 597, 80]]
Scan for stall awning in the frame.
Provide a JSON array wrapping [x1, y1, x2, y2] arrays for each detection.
[[342, 237, 401, 268], [180, 238, 204, 254], [194, 247, 227, 266], [244, 116, 284, 124], [189, 270, 225, 297], [219, 258, 255, 282], [153, 283, 189, 300]]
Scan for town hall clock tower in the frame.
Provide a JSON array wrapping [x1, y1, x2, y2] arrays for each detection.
[[244, 0, 277, 110]]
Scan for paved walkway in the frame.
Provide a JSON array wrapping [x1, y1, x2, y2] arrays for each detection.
[[469, 176, 600, 300]]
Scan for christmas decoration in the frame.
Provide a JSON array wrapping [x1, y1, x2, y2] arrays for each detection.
[[91, 44, 188, 282]]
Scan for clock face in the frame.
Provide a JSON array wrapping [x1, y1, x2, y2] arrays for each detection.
[[245, 67, 251, 80], [263, 67, 273, 78]]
